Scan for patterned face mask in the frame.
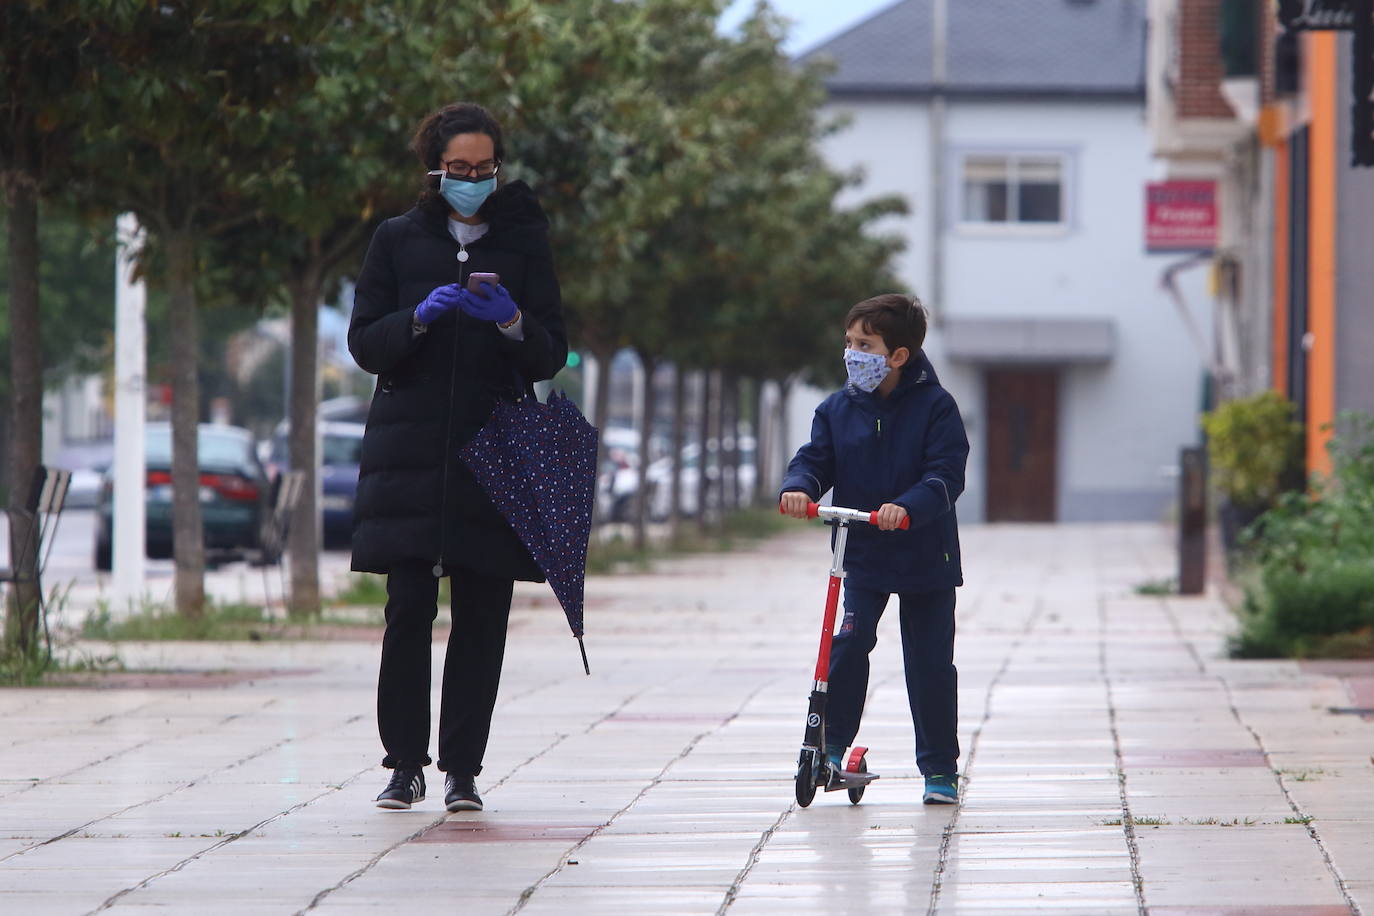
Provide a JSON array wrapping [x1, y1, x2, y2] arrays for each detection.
[[844, 348, 891, 393]]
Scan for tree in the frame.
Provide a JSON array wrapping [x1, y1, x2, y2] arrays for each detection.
[[81, 0, 333, 618], [1, 1, 94, 653], [242, 0, 555, 616]]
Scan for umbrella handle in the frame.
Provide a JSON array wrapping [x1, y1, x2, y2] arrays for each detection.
[[578, 636, 590, 676]]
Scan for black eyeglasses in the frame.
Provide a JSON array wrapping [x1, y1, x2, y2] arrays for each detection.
[[428, 158, 501, 182]]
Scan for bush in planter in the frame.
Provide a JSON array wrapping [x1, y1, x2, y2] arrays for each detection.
[[1230, 560, 1374, 657], [1201, 391, 1304, 552], [1231, 413, 1374, 658]]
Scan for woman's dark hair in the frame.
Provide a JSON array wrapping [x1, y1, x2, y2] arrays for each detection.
[[412, 102, 505, 211], [845, 293, 927, 356]]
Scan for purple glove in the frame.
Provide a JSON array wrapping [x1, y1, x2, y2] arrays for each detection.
[[414, 283, 464, 325], [458, 282, 519, 324]]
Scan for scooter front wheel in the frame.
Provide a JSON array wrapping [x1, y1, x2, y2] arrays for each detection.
[[795, 754, 817, 807]]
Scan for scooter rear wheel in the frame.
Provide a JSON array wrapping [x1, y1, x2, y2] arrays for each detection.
[[795, 756, 817, 807], [847, 753, 869, 805]]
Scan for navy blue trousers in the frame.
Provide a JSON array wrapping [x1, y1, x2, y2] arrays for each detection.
[[377, 563, 514, 777], [826, 583, 959, 776]]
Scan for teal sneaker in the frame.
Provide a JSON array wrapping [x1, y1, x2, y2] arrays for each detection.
[[824, 744, 846, 772], [923, 774, 958, 805]]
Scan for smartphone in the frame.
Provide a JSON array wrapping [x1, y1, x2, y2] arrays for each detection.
[[467, 272, 500, 296]]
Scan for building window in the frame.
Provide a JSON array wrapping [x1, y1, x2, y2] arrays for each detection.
[[960, 154, 1066, 227]]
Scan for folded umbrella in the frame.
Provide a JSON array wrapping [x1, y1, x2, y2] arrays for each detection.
[[458, 391, 598, 672]]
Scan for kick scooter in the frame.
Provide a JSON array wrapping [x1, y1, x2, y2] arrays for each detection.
[[782, 500, 907, 806]]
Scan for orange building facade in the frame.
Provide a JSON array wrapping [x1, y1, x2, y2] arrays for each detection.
[[1148, 0, 1374, 479]]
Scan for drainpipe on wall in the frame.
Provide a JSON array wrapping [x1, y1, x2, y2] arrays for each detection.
[[928, 0, 947, 322], [1159, 252, 1232, 399]]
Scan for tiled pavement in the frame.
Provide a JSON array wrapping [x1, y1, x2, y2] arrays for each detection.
[[2, 523, 1371, 915]]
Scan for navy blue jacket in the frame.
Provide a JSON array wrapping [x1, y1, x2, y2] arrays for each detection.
[[780, 353, 969, 593]]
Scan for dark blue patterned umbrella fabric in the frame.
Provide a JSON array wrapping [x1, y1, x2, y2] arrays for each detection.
[[458, 392, 598, 638]]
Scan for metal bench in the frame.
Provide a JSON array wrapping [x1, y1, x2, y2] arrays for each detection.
[[1, 466, 73, 651]]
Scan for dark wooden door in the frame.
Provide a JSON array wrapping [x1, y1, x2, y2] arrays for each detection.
[[985, 369, 1058, 522]]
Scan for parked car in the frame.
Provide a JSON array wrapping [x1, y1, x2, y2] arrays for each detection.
[[94, 423, 270, 570], [594, 426, 758, 523], [264, 420, 364, 549], [54, 441, 114, 510], [595, 425, 642, 522], [646, 436, 756, 520]]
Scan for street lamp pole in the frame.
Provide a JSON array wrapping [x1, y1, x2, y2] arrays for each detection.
[[112, 213, 147, 608]]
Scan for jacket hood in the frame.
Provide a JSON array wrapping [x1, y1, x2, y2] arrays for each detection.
[[405, 180, 550, 254], [845, 350, 940, 403]]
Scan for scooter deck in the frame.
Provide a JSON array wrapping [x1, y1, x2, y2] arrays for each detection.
[[824, 766, 880, 791]]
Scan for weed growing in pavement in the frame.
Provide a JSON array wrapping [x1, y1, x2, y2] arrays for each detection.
[[1279, 767, 1328, 782], [1099, 815, 1170, 827], [1284, 815, 1315, 824], [1134, 578, 1176, 596], [1, 587, 122, 686], [1181, 817, 1257, 826]]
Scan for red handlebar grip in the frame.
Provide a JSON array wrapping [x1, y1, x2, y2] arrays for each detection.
[[778, 499, 823, 519], [868, 510, 911, 530]]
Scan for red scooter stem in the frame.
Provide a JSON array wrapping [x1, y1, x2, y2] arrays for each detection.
[[815, 574, 843, 682]]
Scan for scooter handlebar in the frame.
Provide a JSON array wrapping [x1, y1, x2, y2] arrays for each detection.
[[778, 499, 911, 530]]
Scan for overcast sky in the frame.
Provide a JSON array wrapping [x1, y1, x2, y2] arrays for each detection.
[[719, 0, 898, 54]]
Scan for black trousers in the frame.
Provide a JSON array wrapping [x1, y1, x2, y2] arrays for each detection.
[[826, 584, 959, 777], [377, 563, 514, 776]]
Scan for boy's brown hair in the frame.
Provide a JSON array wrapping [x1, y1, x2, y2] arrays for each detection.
[[845, 293, 927, 356]]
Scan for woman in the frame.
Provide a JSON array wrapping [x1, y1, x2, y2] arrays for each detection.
[[348, 102, 568, 812]]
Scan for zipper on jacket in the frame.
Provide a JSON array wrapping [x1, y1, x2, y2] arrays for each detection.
[[876, 418, 882, 438], [434, 243, 470, 577]]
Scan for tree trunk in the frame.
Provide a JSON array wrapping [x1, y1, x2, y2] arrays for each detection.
[[722, 373, 739, 515], [697, 370, 719, 532], [287, 267, 321, 619], [4, 170, 43, 653], [668, 362, 686, 541], [777, 375, 795, 491], [165, 235, 205, 619], [753, 377, 769, 507], [632, 351, 658, 552], [589, 345, 614, 527], [696, 369, 714, 533]]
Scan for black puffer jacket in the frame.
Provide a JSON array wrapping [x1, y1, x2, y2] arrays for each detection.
[[347, 181, 568, 578]]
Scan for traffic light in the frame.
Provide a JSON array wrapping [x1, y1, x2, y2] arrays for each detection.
[[566, 350, 582, 369]]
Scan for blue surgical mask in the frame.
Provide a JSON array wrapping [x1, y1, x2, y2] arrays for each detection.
[[440, 175, 496, 217], [844, 348, 891, 393]]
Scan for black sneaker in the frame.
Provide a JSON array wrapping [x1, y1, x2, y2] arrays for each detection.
[[444, 773, 483, 812], [375, 768, 425, 810]]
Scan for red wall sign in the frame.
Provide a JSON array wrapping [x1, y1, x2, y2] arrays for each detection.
[[1146, 180, 1218, 252]]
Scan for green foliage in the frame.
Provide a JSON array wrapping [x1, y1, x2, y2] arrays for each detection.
[[1134, 578, 1176, 596], [1230, 413, 1374, 658], [586, 505, 791, 573], [1201, 391, 1304, 508], [0, 205, 117, 396], [82, 599, 273, 641]]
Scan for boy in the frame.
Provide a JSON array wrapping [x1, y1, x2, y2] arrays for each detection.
[[780, 293, 969, 804]]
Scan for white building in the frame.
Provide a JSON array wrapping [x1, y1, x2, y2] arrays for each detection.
[[790, 0, 1213, 523]]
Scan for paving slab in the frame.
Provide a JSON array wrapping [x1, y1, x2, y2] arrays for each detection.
[[1, 522, 1371, 914]]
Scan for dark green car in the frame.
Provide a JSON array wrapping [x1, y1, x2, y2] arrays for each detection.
[[94, 423, 271, 570]]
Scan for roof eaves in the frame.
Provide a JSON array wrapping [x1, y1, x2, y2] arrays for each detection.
[[826, 84, 1145, 102]]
